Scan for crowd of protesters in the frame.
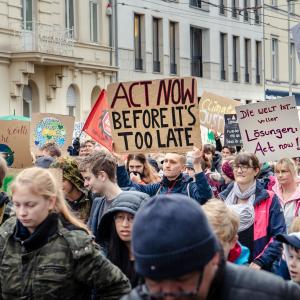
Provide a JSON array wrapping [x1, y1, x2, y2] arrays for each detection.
[[1, 135, 300, 299]]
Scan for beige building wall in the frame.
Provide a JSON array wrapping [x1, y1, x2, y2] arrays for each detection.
[[264, 0, 300, 100], [0, 0, 116, 121]]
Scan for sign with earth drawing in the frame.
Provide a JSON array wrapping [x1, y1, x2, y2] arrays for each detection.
[[0, 120, 32, 168], [31, 113, 75, 155]]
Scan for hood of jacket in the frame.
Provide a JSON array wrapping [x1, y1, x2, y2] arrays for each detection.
[[98, 191, 149, 241]]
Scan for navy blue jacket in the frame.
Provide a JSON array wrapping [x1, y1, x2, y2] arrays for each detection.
[[117, 165, 212, 205]]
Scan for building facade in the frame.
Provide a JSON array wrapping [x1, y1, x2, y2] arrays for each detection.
[[116, 0, 264, 103], [264, 0, 300, 105], [0, 0, 115, 120]]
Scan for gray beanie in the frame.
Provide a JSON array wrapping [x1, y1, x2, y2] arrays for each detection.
[[132, 194, 220, 280]]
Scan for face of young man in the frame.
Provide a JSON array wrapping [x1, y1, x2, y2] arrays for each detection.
[[163, 153, 185, 181], [89, 172, 106, 194], [81, 170, 93, 190]]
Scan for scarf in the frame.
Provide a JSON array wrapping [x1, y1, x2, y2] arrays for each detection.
[[225, 181, 256, 232]]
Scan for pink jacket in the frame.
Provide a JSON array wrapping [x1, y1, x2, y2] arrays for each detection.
[[272, 178, 300, 230]]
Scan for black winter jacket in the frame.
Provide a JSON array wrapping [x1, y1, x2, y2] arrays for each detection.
[[121, 262, 300, 300]]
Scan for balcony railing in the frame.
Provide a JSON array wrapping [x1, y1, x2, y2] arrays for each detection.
[[256, 74, 261, 84], [170, 63, 177, 74], [245, 72, 250, 83], [10, 21, 74, 56], [153, 60, 161, 72], [135, 58, 143, 70], [233, 71, 239, 81], [191, 57, 202, 77], [254, 12, 260, 24], [232, 7, 238, 18], [221, 69, 226, 80], [219, 4, 225, 14]]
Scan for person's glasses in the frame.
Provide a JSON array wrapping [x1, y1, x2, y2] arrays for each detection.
[[233, 165, 252, 172], [114, 214, 134, 224], [139, 271, 203, 300]]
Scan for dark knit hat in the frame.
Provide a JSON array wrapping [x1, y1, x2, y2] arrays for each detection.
[[222, 161, 234, 180], [132, 194, 220, 280]]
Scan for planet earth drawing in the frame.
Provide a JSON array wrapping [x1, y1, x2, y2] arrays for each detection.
[[34, 117, 66, 148], [0, 144, 14, 166]]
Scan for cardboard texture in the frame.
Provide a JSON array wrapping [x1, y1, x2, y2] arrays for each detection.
[[236, 96, 300, 162], [107, 77, 201, 154], [200, 91, 239, 134], [0, 120, 32, 168], [31, 113, 75, 155]]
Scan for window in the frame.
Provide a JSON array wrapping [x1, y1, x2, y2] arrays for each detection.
[[291, 42, 296, 83], [90, 1, 98, 42], [271, 0, 277, 7], [23, 85, 32, 117], [170, 21, 178, 75], [65, 0, 75, 37], [22, 0, 33, 30], [67, 85, 77, 117], [290, 0, 295, 14], [271, 38, 278, 81], [244, 38, 251, 83], [243, 0, 250, 21], [190, 0, 201, 8], [254, 0, 260, 24], [153, 18, 161, 73], [219, 0, 226, 15], [232, 0, 238, 18], [255, 41, 262, 84], [190, 27, 202, 77], [232, 36, 240, 82], [134, 14, 143, 70], [220, 33, 228, 80]]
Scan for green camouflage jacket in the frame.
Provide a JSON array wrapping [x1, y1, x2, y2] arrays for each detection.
[[0, 216, 131, 300]]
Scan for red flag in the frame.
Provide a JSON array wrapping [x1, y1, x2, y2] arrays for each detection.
[[82, 89, 113, 151]]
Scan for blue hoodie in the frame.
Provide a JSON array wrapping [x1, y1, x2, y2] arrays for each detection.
[[117, 165, 212, 204]]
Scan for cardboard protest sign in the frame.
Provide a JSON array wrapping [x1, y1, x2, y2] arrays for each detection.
[[0, 120, 32, 168], [224, 114, 242, 147], [31, 113, 75, 155], [107, 77, 201, 154], [236, 96, 300, 162], [292, 23, 300, 63], [200, 92, 239, 134], [73, 122, 87, 142]]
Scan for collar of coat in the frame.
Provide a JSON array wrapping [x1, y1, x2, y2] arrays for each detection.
[[14, 213, 59, 252], [161, 173, 192, 187]]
